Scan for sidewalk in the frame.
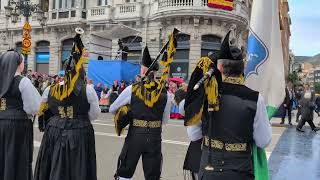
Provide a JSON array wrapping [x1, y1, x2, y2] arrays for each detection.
[[271, 110, 320, 129], [269, 111, 320, 180]]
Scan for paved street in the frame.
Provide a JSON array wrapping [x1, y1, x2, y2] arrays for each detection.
[[33, 113, 287, 180]]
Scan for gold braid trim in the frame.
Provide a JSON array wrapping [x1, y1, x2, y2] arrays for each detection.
[[114, 105, 129, 136], [132, 33, 176, 108], [37, 102, 48, 117], [50, 48, 87, 101], [222, 76, 244, 85]]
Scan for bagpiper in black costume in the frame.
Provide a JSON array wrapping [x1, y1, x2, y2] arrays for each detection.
[[0, 50, 41, 180], [184, 31, 272, 180], [110, 29, 178, 180], [34, 28, 100, 180], [182, 51, 221, 180]]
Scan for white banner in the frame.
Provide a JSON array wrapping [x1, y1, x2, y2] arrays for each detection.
[[245, 0, 285, 112]]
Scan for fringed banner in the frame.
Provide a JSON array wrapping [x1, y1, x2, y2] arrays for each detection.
[[184, 57, 219, 126], [208, 0, 234, 11], [132, 30, 177, 108]]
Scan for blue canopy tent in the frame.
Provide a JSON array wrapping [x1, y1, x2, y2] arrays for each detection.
[[88, 60, 140, 86]]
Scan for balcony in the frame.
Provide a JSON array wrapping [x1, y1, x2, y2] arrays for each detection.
[[47, 8, 86, 26], [154, 0, 249, 25], [3, 15, 45, 30], [87, 6, 113, 22], [114, 3, 143, 21]]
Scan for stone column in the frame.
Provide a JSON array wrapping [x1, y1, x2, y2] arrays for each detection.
[[146, 21, 161, 58], [49, 41, 60, 75], [27, 46, 36, 72], [188, 21, 202, 78], [76, 0, 83, 19]]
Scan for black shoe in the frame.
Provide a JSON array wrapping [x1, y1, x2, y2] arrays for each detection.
[[280, 121, 284, 125], [289, 122, 293, 126], [296, 128, 305, 132], [312, 128, 320, 132]]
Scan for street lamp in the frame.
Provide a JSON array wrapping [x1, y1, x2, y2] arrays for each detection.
[[4, 0, 48, 74]]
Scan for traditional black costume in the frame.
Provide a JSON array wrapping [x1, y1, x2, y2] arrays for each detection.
[[35, 31, 100, 180], [184, 32, 272, 180], [110, 32, 177, 180], [0, 50, 41, 180]]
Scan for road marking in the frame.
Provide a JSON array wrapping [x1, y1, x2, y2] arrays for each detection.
[[34, 133, 273, 158], [92, 122, 115, 127], [94, 131, 189, 146], [93, 120, 184, 127]]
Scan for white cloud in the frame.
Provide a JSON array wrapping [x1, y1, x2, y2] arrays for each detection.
[[288, 0, 320, 56]]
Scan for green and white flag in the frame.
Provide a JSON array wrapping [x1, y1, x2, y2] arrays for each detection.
[[244, 0, 285, 179]]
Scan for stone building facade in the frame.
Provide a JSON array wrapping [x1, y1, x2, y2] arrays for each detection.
[[279, 0, 291, 79], [0, 0, 252, 79]]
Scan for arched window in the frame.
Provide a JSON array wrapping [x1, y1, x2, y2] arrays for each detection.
[[61, 38, 73, 69], [35, 41, 50, 74], [120, 36, 142, 62], [171, 33, 190, 80], [201, 34, 221, 57]]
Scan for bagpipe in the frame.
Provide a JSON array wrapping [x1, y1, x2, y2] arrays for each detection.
[[113, 28, 180, 136], [38, 27, 86, 132]]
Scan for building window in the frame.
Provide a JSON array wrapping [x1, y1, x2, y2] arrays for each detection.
[[61, 38, 74, 69], [59, 0, 62, 8], [83, 0, 87, 9], [71, 0, 75, 7], [171, 33, 190, 80], [120, 36, 142, 62], [98, 0, 108, 6], [201, 34, 221, 57], [36, 41, 50, 74], [52, 0, 56, 9]]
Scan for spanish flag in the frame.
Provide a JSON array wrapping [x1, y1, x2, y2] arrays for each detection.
[[208, 0, 234, 11]]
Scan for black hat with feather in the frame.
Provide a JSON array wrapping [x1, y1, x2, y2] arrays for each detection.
[[219, 31, 243, 61], [141, 46, 159, 71]]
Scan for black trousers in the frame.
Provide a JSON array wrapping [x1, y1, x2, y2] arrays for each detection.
[[281, 105, 292, 123], [297, 118, 316, 130], [115, 132, 162, 180], [296, 107, 301, 122]]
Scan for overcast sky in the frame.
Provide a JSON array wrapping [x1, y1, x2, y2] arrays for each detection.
[[288, 0, 320, 56]]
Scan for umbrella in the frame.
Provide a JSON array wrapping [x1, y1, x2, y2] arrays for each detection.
[[169, 77, 184, 84]]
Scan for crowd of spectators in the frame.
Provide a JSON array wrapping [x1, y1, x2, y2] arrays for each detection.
[[27, 69, 188, 118], [26, 70, 61, 95]]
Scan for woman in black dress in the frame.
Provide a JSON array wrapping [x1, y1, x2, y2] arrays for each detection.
[[0, 50, 41, 180], [35, 31, 100, 180]]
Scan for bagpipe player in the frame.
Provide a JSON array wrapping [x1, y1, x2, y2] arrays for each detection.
[[109, 29, 178, 180], [34, 28, 100, 180], [184, 31, 272, 180]]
